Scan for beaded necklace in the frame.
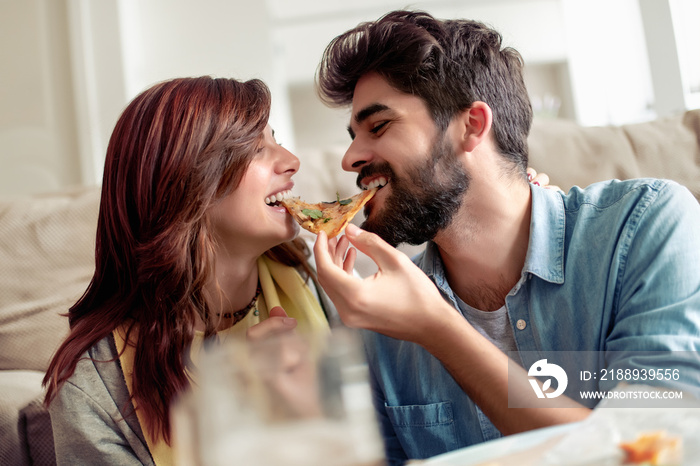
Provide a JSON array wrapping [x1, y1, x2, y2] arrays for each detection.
[[215, 282, 262, 325]]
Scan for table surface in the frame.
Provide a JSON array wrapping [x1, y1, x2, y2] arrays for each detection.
[[422, 422, 581, 465]]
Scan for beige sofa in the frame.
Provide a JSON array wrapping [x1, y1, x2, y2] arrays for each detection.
[[528, 109, 700, 201], [0, 187, 99, 465], [1, 109, 698, 465]]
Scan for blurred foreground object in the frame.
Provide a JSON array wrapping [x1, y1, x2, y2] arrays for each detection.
[[172, 328, 386, 466]]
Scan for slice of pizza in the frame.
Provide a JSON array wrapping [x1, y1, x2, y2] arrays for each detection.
[[280, 188, 378, 238], [619, 431, 682, 465]]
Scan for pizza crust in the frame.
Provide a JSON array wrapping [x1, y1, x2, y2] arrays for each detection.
[[280, 188, 378, 238], [619, 431, 682, 465]]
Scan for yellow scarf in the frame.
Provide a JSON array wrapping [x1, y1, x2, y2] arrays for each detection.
[[113, 255, 329, 466]]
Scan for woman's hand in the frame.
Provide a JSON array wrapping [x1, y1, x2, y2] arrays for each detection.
[[246, 306, 297, 342], [527, 167, 563, 192], [246, 307, 321, 420]]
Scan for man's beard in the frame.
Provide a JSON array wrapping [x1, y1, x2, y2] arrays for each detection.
[[359, 133, 470, 247]]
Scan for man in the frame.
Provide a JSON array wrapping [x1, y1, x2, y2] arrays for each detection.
[[312, 10, 700, 465]]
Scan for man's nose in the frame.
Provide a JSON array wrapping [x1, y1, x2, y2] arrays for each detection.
[[341, 139, 373, 172]]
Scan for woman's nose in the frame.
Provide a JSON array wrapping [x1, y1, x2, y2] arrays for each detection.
[[279, 146, 300, 174]]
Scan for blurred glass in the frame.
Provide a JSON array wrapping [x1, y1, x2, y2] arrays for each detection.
[[172, 328, 386, 466]]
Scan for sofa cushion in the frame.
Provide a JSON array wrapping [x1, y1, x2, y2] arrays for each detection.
[[0, 370, 47, 465], [528, 109, 700, 201], [19, 397, 56, 465], [0, 186, 100, 372]]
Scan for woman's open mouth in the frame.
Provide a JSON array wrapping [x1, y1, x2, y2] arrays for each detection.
[[265, 189, 293, 207]]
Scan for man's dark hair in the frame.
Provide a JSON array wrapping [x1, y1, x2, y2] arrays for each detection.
[[316, 10, 533, 174]]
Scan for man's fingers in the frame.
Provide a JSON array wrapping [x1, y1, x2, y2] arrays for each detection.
[[334, 235, 351, 265], [313, 231, 344, 284], [343, 246, 357, 274], [344, 224, 404, 271], [313, 230, 332, 270], [313, 230, 362, 304]]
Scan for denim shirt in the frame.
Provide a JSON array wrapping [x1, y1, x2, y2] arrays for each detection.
[[362, 179, 700, 465]]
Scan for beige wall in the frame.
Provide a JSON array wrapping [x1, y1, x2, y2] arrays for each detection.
[[0, 0, 80, 198], [1, 0, 696, 199]]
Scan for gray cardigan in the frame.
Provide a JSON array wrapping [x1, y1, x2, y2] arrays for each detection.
[[49, 334, 154, 465]]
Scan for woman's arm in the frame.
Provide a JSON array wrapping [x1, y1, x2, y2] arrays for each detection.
[[48, 339, 154, 466], [50, 380, 152, 465]]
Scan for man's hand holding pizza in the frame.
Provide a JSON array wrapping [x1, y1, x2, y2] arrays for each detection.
[[313, 224, 460, 345]]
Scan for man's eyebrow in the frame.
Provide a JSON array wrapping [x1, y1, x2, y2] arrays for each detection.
[[354, 103, 390, 124], [347, 103, 391, 139]]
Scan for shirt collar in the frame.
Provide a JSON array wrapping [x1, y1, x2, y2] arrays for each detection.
[[417, 185, 566, 287], [417, 241, 456, 301], [523, 185, 565, 284]]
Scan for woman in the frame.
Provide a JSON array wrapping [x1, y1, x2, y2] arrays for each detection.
[[43, 76, 331, 465]]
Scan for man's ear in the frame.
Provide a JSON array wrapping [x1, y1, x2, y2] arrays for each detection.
[[457, 101, 493, 153]]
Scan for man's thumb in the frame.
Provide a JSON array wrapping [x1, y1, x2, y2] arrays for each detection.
[[344, 224, 401, 270]]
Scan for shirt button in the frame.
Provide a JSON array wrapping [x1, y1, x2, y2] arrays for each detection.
[[516, 319, 527, 330]]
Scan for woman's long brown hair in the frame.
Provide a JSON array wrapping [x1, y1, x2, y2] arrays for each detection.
[[43, 76, 312, 444]]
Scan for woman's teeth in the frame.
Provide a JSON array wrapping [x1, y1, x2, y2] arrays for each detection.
[[265, 190, 293, 206], [365, 177, 388, 190]]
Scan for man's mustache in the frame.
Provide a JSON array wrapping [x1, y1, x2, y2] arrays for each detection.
[[356, 163, 395, 190]]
